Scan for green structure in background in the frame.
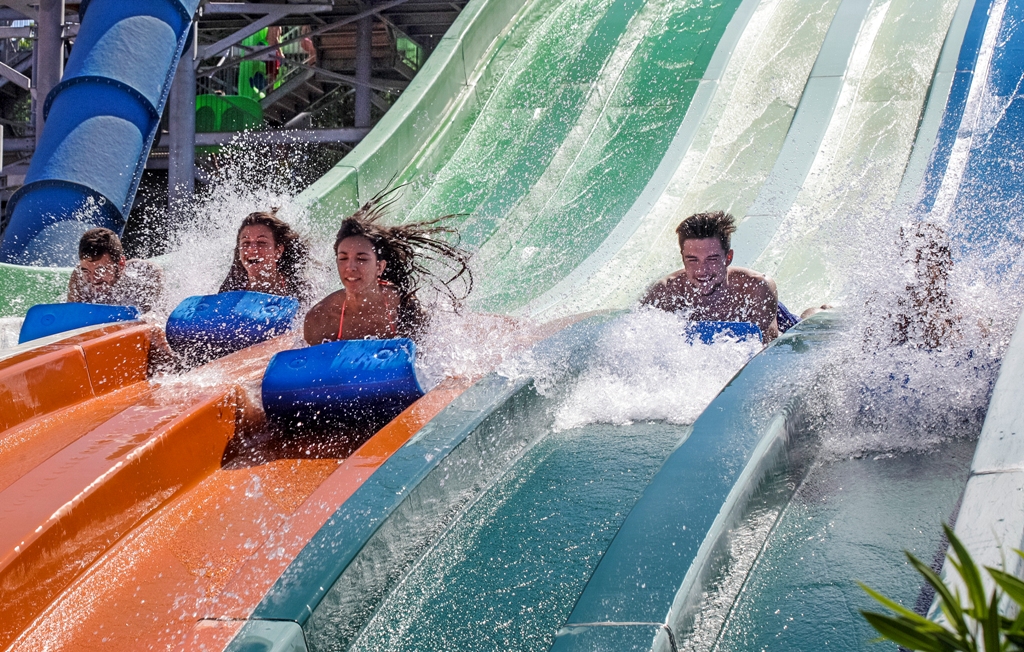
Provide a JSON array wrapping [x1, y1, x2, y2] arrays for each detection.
[[396, 36, 423, 70], [239, 28, 270, 100], [196, 95, 263, 132]]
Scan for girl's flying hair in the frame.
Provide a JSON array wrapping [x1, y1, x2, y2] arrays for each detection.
[[334, 187, 473, 336]]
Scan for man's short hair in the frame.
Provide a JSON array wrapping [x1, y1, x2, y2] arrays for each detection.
[[676, 211, 737, 253], [78, 227, 123, 261]]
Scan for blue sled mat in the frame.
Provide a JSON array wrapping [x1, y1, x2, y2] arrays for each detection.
[[166, 291, 299, 363], [687, 320, 763, 344], [263, 338, 425, 428], [19, 302, 140, 344]]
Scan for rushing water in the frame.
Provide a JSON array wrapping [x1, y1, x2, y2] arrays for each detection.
[[335, 314, 761, 652]]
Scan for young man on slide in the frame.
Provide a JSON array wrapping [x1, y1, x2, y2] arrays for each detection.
[[641, 211, 791, 344], [67, 228, 164, 313]]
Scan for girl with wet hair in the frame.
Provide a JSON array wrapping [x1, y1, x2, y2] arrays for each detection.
[[304, 188, 472, 344], [219, 209, 312, 302]]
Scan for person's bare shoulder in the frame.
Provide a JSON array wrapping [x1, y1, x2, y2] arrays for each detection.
[[641, 270, 687, 307], [728, 266, 777, 296], [304, 289, 345, 345]]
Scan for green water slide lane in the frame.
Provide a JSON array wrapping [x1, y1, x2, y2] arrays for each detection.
[[301, 0, 750, 315], [525, 0, 844, 320], [464, 0, 745, 312], [0, 262, 70, 316]]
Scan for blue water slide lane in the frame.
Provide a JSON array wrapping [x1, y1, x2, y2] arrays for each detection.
[[920, 0, 1024, 611], [942, 0, 1024, 256], [900, 0, 991, 212], [0, 0, 200, 266], [231, 316, 615, 649]]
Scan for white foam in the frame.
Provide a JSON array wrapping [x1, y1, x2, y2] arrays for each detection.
[[798, 216, 1022, 460], [153, 136, 338, 321], [552, 309, 761, 430], [416, 310, 542, 389], [0, 317, 23, 350]]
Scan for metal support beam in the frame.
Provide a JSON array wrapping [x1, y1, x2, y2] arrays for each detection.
[[0, 1, 34, 19], [202, 3, 332, 16], [0, 53, 31, 92], [35, 0, 64, 145], [155, 127, 371, 148], [291, 61, 408, 93], [259, 68, 315, 109], [354, 14, 373, 128], [0, 61, 30, 90], [198, 0, 412, 78], [0, 26, 32, 39], [198, 4, 331, 61], [168, 34, 197, 211]]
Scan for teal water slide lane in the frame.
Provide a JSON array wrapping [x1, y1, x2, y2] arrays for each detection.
[[548, 314, 840, 652], [229, 315, 615, 651]]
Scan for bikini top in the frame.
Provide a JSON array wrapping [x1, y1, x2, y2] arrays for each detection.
[[337, 282, 398, 340]]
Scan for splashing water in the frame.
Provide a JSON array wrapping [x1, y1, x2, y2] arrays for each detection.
[[790, 209, 1022, 460], [154, 136, 339, 321], [0, 317, 22, 349], [551, 309, 762, 430], [415, 310, 542, 388]]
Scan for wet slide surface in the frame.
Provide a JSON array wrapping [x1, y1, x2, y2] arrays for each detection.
[[0, 321, 469, 651], [705, 439, 974, 651], [389, 0, 742, 313], [342, 422, 684, 652], [1, 0, 1009, 648]]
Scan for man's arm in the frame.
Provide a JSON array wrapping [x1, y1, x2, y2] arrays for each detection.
[[754, 276, 780, 343]]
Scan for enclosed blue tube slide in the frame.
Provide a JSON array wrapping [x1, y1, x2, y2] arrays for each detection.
[[0, 0, 200, 266]]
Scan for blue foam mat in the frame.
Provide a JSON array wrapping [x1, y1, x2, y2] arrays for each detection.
[[18, 302, 140, 343], [262, 338, 425, 426]]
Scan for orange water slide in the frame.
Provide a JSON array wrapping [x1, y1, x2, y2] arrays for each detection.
[[9, 379, 469, 652], [0, 325, 470, 651], [0, 327, 287, 648]]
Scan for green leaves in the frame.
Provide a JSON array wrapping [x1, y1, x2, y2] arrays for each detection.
[[860, 524, 1024, 652]]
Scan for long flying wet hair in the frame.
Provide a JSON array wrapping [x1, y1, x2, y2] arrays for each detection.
[[335, 187, 473, 336], [220, 209, 312, 302]]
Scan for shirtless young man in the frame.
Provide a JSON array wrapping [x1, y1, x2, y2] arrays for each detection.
[[67, 228, 163, 312], [641, 211, 781, 343]]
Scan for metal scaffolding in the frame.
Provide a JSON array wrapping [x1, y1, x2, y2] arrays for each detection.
[[0, 0, 468, 214]]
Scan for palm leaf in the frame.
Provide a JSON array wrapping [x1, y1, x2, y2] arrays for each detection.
[[860, 611, 954, 652]]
